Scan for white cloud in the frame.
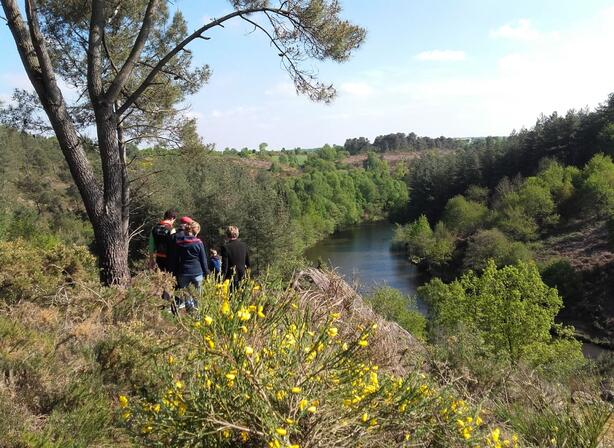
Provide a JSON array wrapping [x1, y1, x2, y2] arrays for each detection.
[[340, 82, 374, 97], [415, 50, 466, 61], [490, 19, 540, 41]]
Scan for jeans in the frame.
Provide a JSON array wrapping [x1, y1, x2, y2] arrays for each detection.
[[177, 274, 204, 289]]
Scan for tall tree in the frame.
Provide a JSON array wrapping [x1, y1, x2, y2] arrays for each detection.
[[1, 0, 365, 284]]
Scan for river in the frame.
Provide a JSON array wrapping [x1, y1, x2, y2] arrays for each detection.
[[305, 221, 427, 313], [306, 221, 611, 359]]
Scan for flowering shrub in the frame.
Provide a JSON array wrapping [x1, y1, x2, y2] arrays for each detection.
[[120, 278, 517, 447]]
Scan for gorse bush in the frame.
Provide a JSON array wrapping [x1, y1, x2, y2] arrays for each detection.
[[120, 279, 513, 448], [0, 239, 98, 304]]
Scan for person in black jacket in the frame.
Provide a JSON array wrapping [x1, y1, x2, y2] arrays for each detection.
[[170, 221, 209, 290], [221, 225, 250, 290]]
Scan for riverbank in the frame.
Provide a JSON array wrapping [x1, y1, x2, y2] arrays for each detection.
[[307, 221, 613, 359]]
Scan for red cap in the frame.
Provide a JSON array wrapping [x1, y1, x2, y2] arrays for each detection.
[[179, 216, 193, 224]]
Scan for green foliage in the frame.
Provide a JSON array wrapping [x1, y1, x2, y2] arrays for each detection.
[[580, 153, 614, 216], [498, 401, 612, 448], [393, 216, 454, 268], [442, 195, 489, 236], [540, 258, 583, 304], [419, 260, 582, 368], [0, 239, 97, 304], [463, 229, 532, 271], [365, 287, 426, 339]]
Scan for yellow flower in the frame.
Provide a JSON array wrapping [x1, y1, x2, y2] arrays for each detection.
[[331, 312, 341, 320], [342, 342, 349, 350], [358, 339, 368, 347], [288, 445, 300, 448], [252, 284, 261, 292], [307, 405, 317, 414], [225, 373, 236, 381], [327, 327, 338, 338], [245, 346, 254, 356], [291, 386, 302, 394], [167, 354, 175, 365], [204, 315, 213, 325], [268, 441, 281, 448], [240, 431, 249, 442], [152, 403, 160, 413], [492, 428, 500, 442], [476, 416, 483, 426], [275, 427, 287, 436], [298, 399, 309, 410], [237, 307, 252, 321], [175, 380, 184, 389], [462, 427, 471, 439], [222, 429, 231, 439], [221, 300, 231, 315], [257, 305, 266, 318], [361, 412, 369, 423], [118, 395, 129, 408]]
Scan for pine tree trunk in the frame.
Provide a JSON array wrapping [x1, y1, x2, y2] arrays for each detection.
[[93, 215, 131, 285]]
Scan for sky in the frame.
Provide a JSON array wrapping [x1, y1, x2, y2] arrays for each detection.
[[1, 0, 614, 149]]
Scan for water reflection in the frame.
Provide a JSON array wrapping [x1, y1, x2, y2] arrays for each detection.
[[305, 221, 427, 313]]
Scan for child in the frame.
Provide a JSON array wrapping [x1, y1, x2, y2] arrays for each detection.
[[209, 248, 222, 279]]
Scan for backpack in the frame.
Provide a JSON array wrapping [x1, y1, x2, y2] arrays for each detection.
[[152, 223, 172, 256]]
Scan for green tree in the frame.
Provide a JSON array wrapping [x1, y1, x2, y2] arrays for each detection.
[[442, 195, 489, 236], [463, 229, 532, 271], [419, 260, 580, 365]]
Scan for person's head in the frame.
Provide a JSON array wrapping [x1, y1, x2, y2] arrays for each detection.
[[209, 248, 218, 258], [226, 225, 239, 239], [163, 209, 177, 222], [188, 221, 201, 236], [179, 216, 193, 225]]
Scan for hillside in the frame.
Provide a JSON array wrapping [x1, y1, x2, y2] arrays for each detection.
[[1, 239, 612, 447]]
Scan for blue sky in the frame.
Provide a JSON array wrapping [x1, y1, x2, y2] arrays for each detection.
[[1, 0, 614, 149]]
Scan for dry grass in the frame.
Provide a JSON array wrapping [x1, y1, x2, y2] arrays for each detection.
[[293, 268, 426, 376]]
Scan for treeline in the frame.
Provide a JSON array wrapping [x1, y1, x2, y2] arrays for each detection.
[[344, 132, 465, 155], [0, 124, 407, 276], [283, 149, 408, 246], [396, 155, 614, 273], [405, 95, 614, 220]]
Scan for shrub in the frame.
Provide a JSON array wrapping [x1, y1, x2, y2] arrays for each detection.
[[0, 239, 97, 304], [365, 287, 426, 339], [442, 195, 489, 236], [463, 229, 532, 271], [120, 279, 504, 447]]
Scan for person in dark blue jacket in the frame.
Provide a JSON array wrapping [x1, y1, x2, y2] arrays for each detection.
[[170, 221, 209, 290], [208, 248, 222, 279]]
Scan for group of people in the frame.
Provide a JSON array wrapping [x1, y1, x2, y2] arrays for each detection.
[[148, 209, 250, 294]]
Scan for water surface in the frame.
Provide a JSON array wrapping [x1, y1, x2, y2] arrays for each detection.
[[305, 221, 427, 313]]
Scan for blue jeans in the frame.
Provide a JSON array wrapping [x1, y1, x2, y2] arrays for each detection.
[[177, 274, 203, 290]]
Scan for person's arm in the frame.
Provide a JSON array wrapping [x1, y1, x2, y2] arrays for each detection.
[[147, 231, 156, 269], [221, 245, 229, 278], [244, 244, 251, 270], [200, 243, 210, 276]]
